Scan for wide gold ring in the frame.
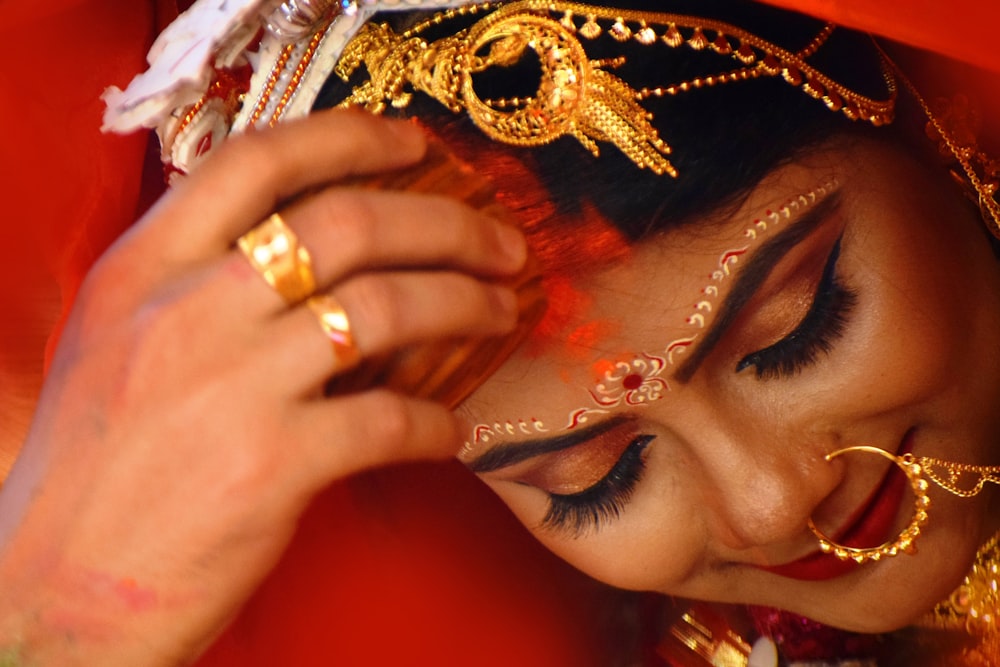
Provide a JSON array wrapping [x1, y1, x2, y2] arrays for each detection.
[[807, 445, 931, 564], [306, 294, 361, 372], [237, 213, 317, 305]]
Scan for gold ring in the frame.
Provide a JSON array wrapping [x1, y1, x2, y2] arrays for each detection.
[[808, 445, 931, 564], [237, 213, 317, 304], [306, 294, 361, 372]]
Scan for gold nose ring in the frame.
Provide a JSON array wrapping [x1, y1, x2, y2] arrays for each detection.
[[809, 445, 1000, 564], [807, 445, 930, 564]]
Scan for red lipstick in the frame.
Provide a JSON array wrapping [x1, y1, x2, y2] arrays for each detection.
[[759, 430, 916, 581]]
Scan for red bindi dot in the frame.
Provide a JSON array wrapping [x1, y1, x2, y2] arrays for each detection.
[[623, 373, 643, 390]]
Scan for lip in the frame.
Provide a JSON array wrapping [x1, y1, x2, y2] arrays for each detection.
[[758, 430, 916, 581]]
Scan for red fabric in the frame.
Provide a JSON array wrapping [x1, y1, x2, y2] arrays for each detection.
[[761, 0, 1000, 73], [0, 1, 163, 476], [199, 464, 626, 666], [0, 0, 163, 311], [4, 1, 1000, 666]]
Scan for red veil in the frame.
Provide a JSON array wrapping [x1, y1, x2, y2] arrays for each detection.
[[2, 1, 998, 664]]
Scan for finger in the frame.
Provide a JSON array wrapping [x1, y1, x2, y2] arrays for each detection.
[[130, 110, 428, 261], [263, 271, 520, 393], [228, 190, 527, 315], [286, 188, 528, 284], [289, 390, 463, 488]]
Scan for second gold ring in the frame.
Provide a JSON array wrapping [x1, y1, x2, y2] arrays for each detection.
[[307, 294, 361, 372]]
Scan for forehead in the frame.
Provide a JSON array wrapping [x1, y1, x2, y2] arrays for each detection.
[[456, 155, 843, 455]]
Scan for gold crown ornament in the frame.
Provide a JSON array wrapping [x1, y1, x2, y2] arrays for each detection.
[[909, 87, 1000, 238], [104, 0, 992, 234], [333, 0, 898, 177], [103, 0, 901, 179], [101, 0, 1000, 411]]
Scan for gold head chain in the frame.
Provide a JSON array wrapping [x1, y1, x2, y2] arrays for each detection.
[[897, 71, 1000, 239], [334, 0, 898, 177]]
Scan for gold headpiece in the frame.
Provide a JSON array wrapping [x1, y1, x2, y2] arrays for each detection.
[[334, 0, 898, 177], [910, 89, 1000, 239]]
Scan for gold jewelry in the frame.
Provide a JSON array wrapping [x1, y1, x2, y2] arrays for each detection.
[[237, 212, 317, 305], [917, 532, 1000, 667], [306, 294, 361, 371], [658, 604, 752, 666], [808, 445, 931, 564], [334, 0, 897, 177], [922, 531, 1000, 637], [809, 445, 1000, 564], [886, 59, 1000, 239]]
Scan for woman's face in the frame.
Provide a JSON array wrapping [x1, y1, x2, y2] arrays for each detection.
[[456, 136, 1000, 632]]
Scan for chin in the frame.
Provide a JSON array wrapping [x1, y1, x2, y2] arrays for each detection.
[[798, 600, 928, 634], [785, 541, 983, 633]]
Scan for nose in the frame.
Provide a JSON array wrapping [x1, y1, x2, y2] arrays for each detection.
[[688, 425, 843, 556]]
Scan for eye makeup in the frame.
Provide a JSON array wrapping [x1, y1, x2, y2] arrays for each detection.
[[463, 180, 849, 536], [538, 433, 655, 536], [463, 178, 841, 452], [736, 234, 857, 379], [487, 418, 653, 535]]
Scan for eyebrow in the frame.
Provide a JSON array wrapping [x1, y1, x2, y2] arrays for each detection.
[[673, 190, 842, 382], [467, 414, 631, 473], [467, 190, 841, 473]]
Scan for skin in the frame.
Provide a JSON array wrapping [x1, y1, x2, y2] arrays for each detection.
[[2, 110, 997, 662], [0, 111, 528, 664], [457, 135, 1000, 633]]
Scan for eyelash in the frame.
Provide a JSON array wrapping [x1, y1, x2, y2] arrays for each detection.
[[540, 434, 654, 536], [736, 236, 857, 380]]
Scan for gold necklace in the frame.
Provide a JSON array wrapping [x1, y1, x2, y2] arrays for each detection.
[[916, 531, 1000, 665], [922, 531, 1000, 636]]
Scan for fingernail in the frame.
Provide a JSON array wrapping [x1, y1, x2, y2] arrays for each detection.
[[495, 223, 527, 270]]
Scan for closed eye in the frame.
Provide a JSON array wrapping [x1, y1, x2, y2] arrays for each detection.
[[736, 235, 857, 379], [540, 434, 654, 536]]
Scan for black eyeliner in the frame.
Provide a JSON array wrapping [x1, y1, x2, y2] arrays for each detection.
[[540, 434, 654, 536], [736, 234, 857, 379]]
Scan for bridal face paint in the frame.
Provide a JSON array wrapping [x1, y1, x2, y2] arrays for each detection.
[[457, 139, 1000, 634], [461, 179, 840, 453]]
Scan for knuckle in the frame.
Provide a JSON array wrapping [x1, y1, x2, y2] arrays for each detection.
[[216, 131, 289, 185], [428, 196, 481, 254], [455, 207, 492, 253], [456, 278, 516, 331], [219, 131, 270, 167], [71, 258, 150, 344], [449, 274, 491, 311], [342, 277, 403, 349], [319, 192, 382, 259], [361, 390, 413, 445]]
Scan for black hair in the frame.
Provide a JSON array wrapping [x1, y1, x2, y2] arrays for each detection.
[[314, 0, 895, 241]]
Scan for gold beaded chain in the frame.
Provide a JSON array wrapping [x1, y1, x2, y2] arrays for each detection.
[[907, 454, 1000, 499], [809, 447, 1000, 565]]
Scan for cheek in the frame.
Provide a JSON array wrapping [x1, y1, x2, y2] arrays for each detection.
[[845, 230, 996, 414], [860, 276, 960, 402], [479, 450, 709, 593]]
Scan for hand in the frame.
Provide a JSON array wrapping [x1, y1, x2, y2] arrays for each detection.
[[0, 110, 527, 665]]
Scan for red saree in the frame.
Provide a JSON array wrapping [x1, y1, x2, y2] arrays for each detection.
[[2, 1, 998, 664]]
